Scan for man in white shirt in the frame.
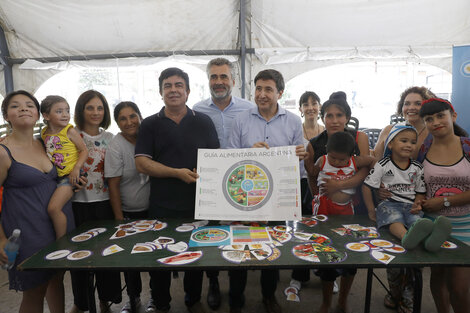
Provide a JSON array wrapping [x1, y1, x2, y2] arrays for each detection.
[[193, 58, 254, 310]]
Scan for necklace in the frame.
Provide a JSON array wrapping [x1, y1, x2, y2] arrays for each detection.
[[303, 122, 319, 140]]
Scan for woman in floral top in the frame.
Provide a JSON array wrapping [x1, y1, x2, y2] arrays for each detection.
[[69, 90, 121, 313]]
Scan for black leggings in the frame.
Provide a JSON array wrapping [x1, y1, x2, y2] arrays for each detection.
[[70, 200, 122, 311]]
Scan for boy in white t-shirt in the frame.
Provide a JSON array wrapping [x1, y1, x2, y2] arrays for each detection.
[[362, 123, 451, 250]]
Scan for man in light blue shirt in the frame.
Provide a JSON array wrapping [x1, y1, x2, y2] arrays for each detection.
[[227, 69, 307, 313], [193, 58, 254, 310], [193, 58, 254, 149]]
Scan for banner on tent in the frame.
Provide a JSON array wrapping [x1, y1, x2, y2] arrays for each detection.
[[452, 45, 470, 134]]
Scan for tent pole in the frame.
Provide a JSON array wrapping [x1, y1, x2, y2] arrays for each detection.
[[240, 0, 247, 98], [0, 25, 14, 93]]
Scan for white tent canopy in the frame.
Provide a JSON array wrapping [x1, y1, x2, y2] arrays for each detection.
[[1, 0, 469, 96]]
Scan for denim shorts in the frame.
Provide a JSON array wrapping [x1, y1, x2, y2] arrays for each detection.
[[376, 200, 423, 229], [57, 175, 72, 187]]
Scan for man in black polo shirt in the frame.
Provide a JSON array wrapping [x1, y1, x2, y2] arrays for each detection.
[[135, 67, 219, 313]]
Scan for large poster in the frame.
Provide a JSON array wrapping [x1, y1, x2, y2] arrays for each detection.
[[452, 45, 470, 134], [195, 146, 301, 221]]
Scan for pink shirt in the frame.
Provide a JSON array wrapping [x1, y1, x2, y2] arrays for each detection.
[[423, 156, 470, 216]]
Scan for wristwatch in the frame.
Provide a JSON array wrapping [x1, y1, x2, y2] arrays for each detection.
[[443, 197, 451, 208]]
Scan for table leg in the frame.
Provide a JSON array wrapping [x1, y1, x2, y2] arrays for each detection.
[[364, 268, 373, 313], [87, 271, 97, 313], [412, 268, 423, 313]]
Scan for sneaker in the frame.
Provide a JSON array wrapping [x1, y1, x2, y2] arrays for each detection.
[[333, 280, 339, 294], [121, 297, 141, 313], [424, 216, 452, 252], [188, 301, 207, 313], [207, 278, 221, 309], [402, 218, 433, 249], [262, 297, 282, 313], [289, 279, 301, 290], [145, 299, 157, 313]]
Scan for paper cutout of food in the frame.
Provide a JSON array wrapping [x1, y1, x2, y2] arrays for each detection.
[[292, 243, 320, 262], [67, 250, 92, 260], [157, 251, 203, 265], [71, 233, 92, 242], [370, 239, 394, 248], [345, 242, 370, 252], [267, 247, 281, 261], [45, 249, 71, 260], [102, 244, 124, 256], [441, 241, 457, 249], [167, 241, 188, 253], [383, 245, 406, 254], [371, 250, 395, 264]]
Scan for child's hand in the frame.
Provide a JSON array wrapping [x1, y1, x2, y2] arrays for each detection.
[[421, 197, 446, 212], [319, 178, 342, 196], [410, 202, 423, 214], [377, 183, 392, 200], [69, 168, 80, 185], [73, 172, 88, 192], [368, 210, 376, 222]]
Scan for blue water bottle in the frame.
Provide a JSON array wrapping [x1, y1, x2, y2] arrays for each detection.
[[2, 229, 21, 270]]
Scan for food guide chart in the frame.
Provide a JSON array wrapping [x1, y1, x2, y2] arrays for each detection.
[[44, 216, 460, 266], [195, 146, 302, 221]]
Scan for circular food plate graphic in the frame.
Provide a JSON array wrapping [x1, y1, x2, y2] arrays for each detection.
[[273, 225, 292, 232], [67, 250, 92, 261], [370, 239, 394, 248], [175, 225, 195, 232], [222, 160, 273, 211], [191, 228, 230, 244], [45, 249, 71, 260], [71, 233, 92, 242], [88, 227, 107, 234], [345, 242, 370, 252], [312, 214, 328, 222]]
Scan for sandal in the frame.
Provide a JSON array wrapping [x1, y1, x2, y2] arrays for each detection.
[[383, 293, 398, 309]]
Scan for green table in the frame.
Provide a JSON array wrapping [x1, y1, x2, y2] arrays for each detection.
[[19, 215, 470, 313]]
